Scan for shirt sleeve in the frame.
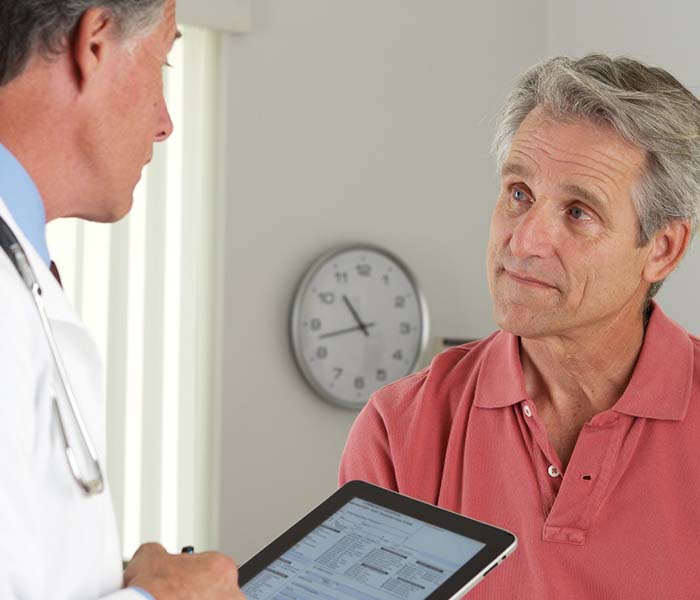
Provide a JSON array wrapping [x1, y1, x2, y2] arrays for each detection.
[[127, 588, 155, 600], [100, 589, 155, 600], [338, 396, 399, 491]]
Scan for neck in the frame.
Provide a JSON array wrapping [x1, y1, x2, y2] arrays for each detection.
[[520, 303, 648, 419]]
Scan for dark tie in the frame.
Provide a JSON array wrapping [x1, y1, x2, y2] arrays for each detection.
[[50, 261, 62, 288]]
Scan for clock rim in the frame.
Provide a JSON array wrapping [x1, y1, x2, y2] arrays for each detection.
[[289, 242, 430, 410]]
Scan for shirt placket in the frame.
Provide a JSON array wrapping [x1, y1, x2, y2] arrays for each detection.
[[518, 400, 626, 545], [518, 400, 563, 518]]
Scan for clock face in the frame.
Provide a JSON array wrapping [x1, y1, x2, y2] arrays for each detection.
[[290, 245, 429, 409]]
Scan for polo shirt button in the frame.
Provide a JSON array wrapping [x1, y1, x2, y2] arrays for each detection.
[[523, 404, 532, 417], [547, 465, 560, 478]]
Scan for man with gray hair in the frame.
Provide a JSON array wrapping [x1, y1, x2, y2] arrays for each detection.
[[0, 0, 244, 598], [341, 54, 700, 598]]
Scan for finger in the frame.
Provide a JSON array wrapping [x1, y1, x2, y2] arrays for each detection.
[[128, 542, 166, 565], [123, 543, 169, 588], [139, 542, 167, 556]]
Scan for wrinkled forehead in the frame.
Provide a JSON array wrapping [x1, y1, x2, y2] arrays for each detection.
[[130, 0, 179, 53], [506, 107, 648, 185]]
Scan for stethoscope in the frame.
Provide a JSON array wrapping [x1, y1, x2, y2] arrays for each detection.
[[0, 215, 104, 496]]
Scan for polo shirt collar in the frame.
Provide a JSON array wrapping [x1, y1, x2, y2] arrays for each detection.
[[474, 301, 692, 421], [474, 331, 527, 409], [613, 302, 691, 421]]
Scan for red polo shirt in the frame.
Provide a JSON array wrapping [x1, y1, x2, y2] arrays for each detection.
[[339, 302, 700, 598]]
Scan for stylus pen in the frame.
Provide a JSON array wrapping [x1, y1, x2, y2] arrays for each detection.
[[181, 546, 195, 554]]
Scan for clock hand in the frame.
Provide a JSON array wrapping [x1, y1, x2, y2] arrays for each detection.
[[342, 295, 370, 337], [319, 322, 376, 340]]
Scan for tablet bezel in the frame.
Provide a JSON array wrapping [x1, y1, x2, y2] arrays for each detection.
[[238, 480, 517, 599]]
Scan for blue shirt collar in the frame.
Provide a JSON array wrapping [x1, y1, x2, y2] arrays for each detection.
[[0, 142, 51, 267]]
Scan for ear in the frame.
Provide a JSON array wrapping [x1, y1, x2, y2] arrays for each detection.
[[642, 219, 692, 284], [70, 8, 117, 89]]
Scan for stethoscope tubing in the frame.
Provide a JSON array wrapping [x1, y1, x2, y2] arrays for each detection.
[[0, 215, 104, 496]]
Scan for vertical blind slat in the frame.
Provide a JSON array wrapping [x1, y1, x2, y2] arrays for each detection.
[[160, 34, 186, 551], [140, 142, 168, 546], [122, 176, 148, 557], [105, 216, 130, 547]]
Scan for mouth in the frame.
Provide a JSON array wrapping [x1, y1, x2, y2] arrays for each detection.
[[504, 268, 555, 289]]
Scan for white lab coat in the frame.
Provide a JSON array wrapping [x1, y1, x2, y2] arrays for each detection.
[[0, 198, 142, 599]]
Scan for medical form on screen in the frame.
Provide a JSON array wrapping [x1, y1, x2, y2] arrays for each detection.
[[241, 497, 486, 600]]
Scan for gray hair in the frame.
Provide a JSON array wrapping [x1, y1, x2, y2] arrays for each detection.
[[492, 54, 700, 298], [0, 0, 165, 86]]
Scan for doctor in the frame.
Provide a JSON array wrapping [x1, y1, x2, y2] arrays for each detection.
[[0, 0, 244, 598]]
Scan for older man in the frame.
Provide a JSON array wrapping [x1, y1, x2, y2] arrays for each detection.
[[0, 1, 243, 598], [340, 55, 700, 598]]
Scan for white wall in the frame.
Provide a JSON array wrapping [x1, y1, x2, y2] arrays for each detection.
[[548, 0, 700, 333], [216, 0, 548, 560]]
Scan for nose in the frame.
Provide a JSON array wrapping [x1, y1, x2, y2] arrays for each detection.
[[154, 99, 174, 142], [508, 201, 555, 260]]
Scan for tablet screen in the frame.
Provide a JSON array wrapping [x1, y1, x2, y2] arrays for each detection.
[[241, 497, 486, 600]]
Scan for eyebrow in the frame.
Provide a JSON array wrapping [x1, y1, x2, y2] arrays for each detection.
[[562, 183, 607, 213], [501, 161, 532, 179], [501, 161, 608, 212]]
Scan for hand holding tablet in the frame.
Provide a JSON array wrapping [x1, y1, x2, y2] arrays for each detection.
[[239, 481, 516, 599]]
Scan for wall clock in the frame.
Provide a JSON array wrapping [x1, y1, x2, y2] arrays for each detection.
[[290, 244, 429, 409]]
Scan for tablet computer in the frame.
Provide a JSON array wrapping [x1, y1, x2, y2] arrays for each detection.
[[238, 480, 517, 599]]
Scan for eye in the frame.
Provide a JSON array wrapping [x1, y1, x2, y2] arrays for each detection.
[[569, 206, 592, 221], [510, 185, 530, 204]]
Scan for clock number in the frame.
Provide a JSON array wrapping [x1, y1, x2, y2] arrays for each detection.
[[376, 369, 387, 382], [393, 349, 403, 361], [310, 318, 322, 331], [354, 377, 365, 390], [356, 264, 372, 277], [316, 346, 328, 359], [383, 274, 390, 285], [395, 295, 406, 308], [319, 292, 335, 304], [333, 367, 343, 380], [400, 322, 411, 335], [335, 272, 348, 284]]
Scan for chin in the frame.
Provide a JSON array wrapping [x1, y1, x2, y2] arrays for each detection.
[[492, 302, 561, 339], [113, 197, 135, 222], [93, 195, 135, 224]]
